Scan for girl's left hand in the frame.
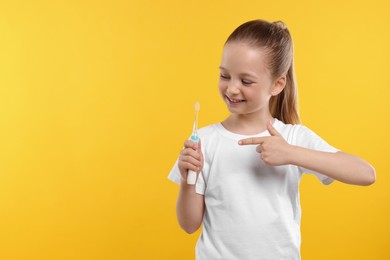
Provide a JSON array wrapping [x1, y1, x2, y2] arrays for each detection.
[[238, 121, 293, 166]]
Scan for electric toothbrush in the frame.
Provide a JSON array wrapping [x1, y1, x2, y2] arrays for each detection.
[[187, 101, 200, 185]]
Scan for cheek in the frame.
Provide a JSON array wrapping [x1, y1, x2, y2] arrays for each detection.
[[245, 88, 271, 103], [218, 80, 226, 94]]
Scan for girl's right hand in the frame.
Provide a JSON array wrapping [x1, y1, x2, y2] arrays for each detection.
[[178, 139, 204, 182]]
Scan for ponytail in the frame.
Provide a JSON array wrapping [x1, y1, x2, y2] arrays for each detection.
[[269, 59, 300, 124]]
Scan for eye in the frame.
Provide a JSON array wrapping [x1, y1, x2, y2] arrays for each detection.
[[220, 74, 230, 80], [242, 79, 253, 85]]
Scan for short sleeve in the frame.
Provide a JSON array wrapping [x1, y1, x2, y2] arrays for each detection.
[[167, 158, 206, 195], [294, 126, 340, 185]]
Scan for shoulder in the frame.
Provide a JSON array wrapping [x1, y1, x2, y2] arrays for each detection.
[[198, 124, 216, 134], [275, 119, 337, 151], [197, 123, 220, 138], [274, 119, 320, 144], [274, 119, 309, 136], [195, 124, 218, 145], [196, 123, 229, 151]]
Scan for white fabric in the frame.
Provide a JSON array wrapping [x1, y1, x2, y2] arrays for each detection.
[[168, 119, 339, 260]]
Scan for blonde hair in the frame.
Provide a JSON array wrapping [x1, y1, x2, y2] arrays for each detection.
[[225, 19, 300, 124]]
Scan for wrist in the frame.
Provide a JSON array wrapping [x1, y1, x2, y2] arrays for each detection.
[[286, 144, 299, 165], [179, 178, 197, 193], [180, 176, 187, 184], [180, 176, 193, 186]]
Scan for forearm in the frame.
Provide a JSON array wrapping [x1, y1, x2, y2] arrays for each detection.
[[289, 146, 376, 186], [176, 179, 205, 234]]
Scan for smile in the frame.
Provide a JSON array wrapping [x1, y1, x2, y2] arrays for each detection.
[[226, 95, 245, 103]]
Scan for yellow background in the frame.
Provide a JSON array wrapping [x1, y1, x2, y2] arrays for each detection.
[[0, 0, 389, 259]]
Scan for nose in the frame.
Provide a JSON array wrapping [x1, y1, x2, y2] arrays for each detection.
[[227, 83, 240, 95]]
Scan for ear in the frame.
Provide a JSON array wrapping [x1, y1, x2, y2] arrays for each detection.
[[271, 75, 286, 96]]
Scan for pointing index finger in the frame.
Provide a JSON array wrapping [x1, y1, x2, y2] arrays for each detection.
[[238, 137, 265, 146]]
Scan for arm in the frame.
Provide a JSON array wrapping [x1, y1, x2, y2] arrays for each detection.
[[288, 147, 376, 186], [176, 140, 205, 233], [239, 121, 376, 186], [176, 179, 205, 234]]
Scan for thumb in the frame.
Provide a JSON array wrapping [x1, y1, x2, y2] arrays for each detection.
[[197, 138, 202, 151], [267, 120, 281, 136], [197, 139, 204, 170]]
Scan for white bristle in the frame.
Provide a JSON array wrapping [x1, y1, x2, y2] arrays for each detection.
[[194, 101, 200, 112]]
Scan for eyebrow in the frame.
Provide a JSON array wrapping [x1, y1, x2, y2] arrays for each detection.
[[219, 66, 257, 78]]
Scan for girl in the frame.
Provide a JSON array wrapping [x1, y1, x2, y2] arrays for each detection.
[[168, 19, 375, 260]]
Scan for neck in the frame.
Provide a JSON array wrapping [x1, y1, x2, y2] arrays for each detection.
[[222, 111, 274, 135]]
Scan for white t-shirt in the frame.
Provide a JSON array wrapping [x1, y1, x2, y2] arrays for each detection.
[[168, 119, 339, 260]]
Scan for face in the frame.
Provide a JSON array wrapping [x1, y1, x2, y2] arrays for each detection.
[[218, 42, 285, 118]]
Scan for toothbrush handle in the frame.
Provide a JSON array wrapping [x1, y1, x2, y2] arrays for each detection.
[[187, 135, 199, 185], [187, 170, 197, 185]]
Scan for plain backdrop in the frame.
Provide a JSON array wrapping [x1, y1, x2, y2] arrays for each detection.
[[0, 0, 389, 259]]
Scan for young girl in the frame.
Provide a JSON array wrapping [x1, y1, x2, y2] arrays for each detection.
[[168, 19, 375, 260]]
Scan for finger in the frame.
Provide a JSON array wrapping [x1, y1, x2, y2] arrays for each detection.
[[179, 160, 201, 172], [181, 147, 201, 160], [267, 121, 281, 136], [197, 138, 204, 157], [179, 154, 202, 170], [256, 145, 263, 153], [184, 140, 198, 150], [180, 155, 202, 168], [238, 137, 266, 146]]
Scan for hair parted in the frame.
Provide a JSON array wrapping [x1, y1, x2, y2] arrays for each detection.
[[225, 19, 300, 125]]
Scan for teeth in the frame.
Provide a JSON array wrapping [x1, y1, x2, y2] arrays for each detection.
[[227, 96, 244, 103]]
